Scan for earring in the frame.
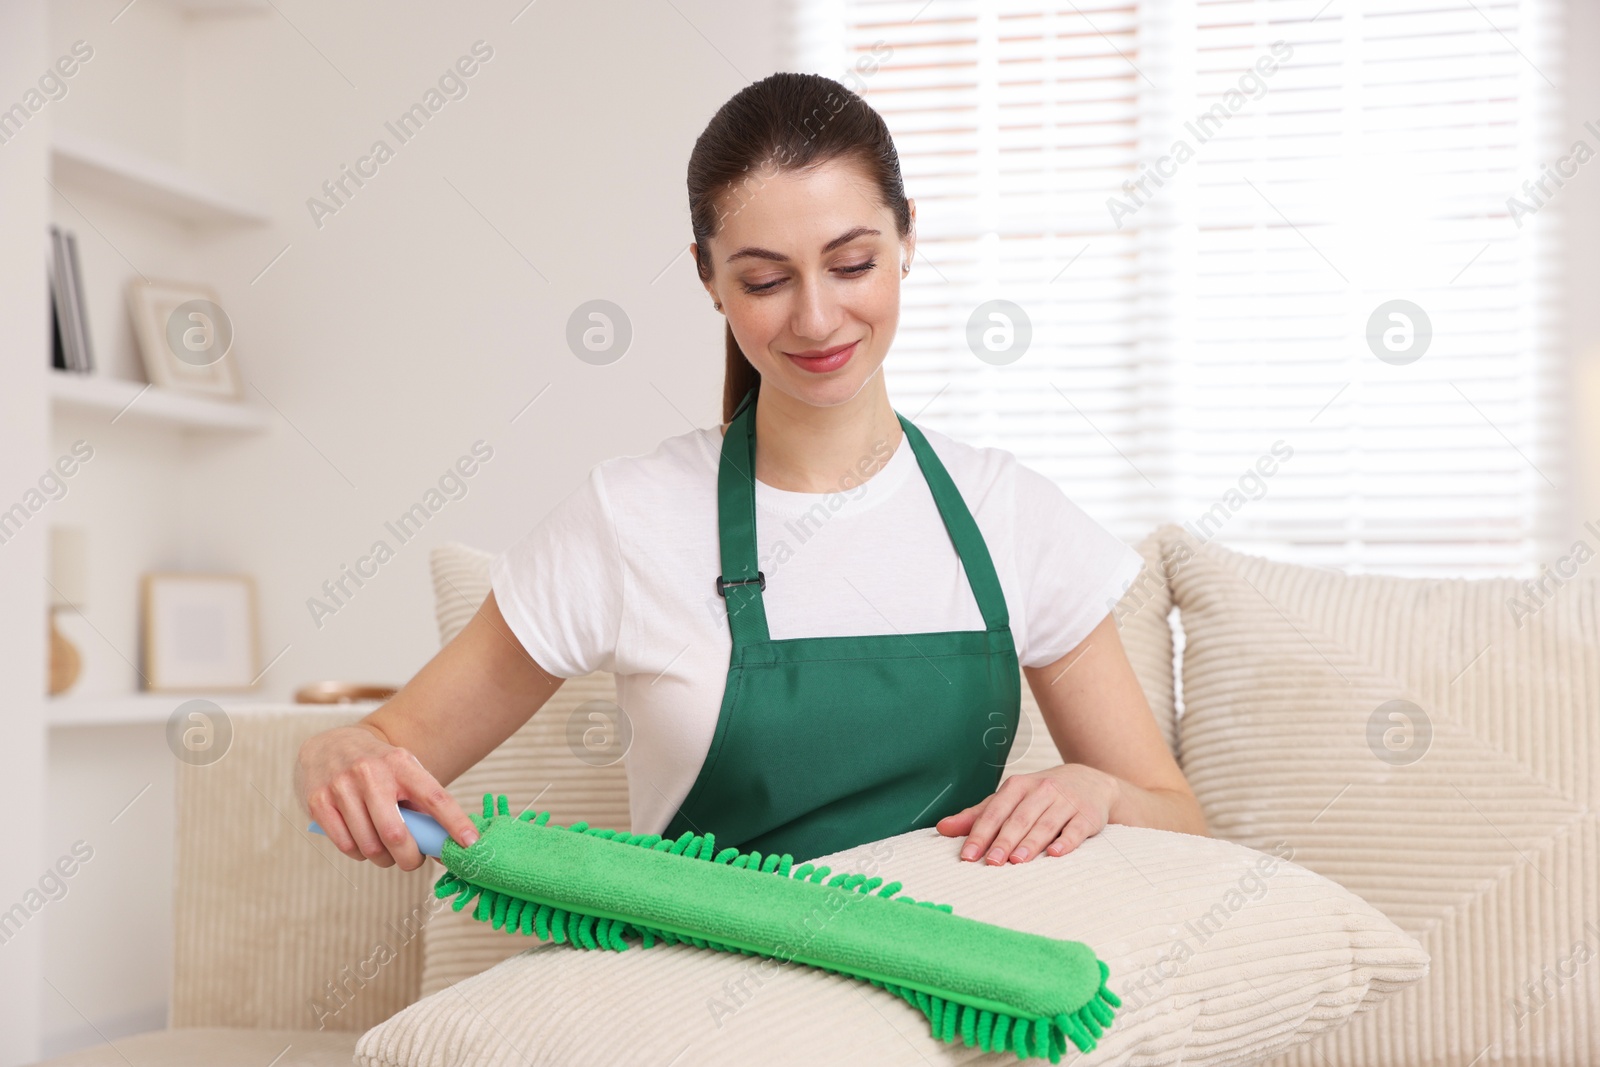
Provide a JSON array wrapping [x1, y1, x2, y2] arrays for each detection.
[[902, 262, 911, 275], [714, 302, 723, 311]]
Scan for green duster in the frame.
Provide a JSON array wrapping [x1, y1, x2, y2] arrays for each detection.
[[432, 793, 1121, 1062]]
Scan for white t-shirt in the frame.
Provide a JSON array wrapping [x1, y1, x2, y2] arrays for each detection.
[[490, 418, 1144, 837]]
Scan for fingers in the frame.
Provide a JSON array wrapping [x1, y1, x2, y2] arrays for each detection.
[[992, 782, 1070, 864], [369, 799, 425, 872], [360, 753, 426, 872], [331, 778, 397, 867], [306, 788, 359, 860], [1016, 803, 1074, 861], [953, 777, 1094, 870], [299, 724, 477, 871], [934, 797, 987, 836], [392, 750, 480, 852], [1045, 812, 1097, 858], [959, 777, 1033, 862]]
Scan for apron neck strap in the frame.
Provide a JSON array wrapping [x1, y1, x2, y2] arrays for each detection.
[[715, 385, 1011, 648]]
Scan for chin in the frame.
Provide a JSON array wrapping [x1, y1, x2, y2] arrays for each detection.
[[778, 373, 877, 410], [765, 355, 882, 404]]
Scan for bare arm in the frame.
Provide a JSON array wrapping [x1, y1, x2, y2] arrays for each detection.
[[294, 589, 564, 871], [1023, 612, 1208, 836], [938, 611, 1208, 863]]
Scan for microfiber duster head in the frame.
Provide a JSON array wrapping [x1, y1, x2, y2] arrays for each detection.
[[428, 793, 1120, 1062]]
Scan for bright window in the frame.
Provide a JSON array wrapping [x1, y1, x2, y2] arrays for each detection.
[[789, 0, 1568, 577]]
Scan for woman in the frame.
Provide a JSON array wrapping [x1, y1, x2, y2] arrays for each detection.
[[295, 72, 1207, 874]]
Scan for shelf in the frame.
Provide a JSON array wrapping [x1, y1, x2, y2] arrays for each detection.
[[50, 130, 270, 227], [49, 694, 382, 727], [50, 371, 271, 434], [49, 697, 281, 729]]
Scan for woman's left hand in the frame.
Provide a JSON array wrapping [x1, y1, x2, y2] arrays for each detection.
[[936, 764, 1118, 864]]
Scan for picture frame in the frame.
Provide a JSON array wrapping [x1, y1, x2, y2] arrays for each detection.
[[140, 572, 260, 692], [126, 278, 242, 400]]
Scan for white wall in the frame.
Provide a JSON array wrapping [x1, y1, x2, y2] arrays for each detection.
[[183, 1, 784, 696], [32, 0, 784, 1058], [0, 6, 50, 1062]]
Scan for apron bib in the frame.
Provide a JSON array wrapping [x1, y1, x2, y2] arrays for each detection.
[[663, 385, 1023, 863]]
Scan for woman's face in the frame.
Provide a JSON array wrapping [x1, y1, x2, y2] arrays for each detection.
[[693, 155, 915, 410]]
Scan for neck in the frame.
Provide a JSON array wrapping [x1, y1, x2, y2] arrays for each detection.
[[722, 377, 904, 493]]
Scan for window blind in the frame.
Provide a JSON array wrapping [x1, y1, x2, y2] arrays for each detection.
[[788, 0, 1568, 578]]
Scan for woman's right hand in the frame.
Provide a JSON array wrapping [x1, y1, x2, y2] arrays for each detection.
[[295, 721, 481, 872]]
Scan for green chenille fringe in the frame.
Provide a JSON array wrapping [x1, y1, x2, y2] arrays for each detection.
[[431, 794, 1120, 1062]]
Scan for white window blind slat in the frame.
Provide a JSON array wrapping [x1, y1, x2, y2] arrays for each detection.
[[791, 0, 1566, 577]]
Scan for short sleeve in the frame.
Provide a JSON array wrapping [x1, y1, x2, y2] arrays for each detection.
[[1010, 463, 1145, 669], [489, 466, 624, 678]]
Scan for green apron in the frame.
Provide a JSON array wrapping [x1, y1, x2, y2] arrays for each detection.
[[663, 384, 1022, 863]]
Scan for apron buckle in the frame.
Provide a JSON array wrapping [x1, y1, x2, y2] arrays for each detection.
[[715, 571, 766, 598]]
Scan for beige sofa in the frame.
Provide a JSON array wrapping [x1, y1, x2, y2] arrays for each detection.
[[31, 522, 1597, 1066]]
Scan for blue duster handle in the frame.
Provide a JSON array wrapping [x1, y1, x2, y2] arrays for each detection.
[[308, 805, 448, 858]]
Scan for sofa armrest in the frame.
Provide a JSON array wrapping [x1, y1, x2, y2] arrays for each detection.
[[171, 706, 435, 1032]]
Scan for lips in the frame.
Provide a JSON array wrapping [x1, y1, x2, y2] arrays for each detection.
[[788, 341, 856, 359], [784, 340, 858, 374]]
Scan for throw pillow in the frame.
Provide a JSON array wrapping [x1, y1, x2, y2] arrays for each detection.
[[1163, 522, 1598, 1066], [357, 822, 1427, 1066]]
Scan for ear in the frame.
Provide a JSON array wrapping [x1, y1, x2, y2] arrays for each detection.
[[690, 242, 715, 300], [903, 199, 917, 270]]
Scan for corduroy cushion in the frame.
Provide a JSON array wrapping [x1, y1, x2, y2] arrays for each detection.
[[355, 822, 1427, 1066], [1161, 523, 1599, 1066], [419, 531, 1178, 995]]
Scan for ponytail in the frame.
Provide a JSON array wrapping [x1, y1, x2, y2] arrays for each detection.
[[721, 324, 760, 425]]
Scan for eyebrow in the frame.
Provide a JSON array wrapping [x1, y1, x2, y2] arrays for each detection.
[[724, 226, 881, 265]]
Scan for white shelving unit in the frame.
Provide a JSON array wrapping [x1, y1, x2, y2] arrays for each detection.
[[50, 129, 269, 227], [48, 694, 382, 727], [45, 126, 274, 719], [50, 694, 300, 726], [49, 370, 269, 433]]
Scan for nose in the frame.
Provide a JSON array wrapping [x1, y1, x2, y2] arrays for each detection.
[[788, 273, 845, 345]]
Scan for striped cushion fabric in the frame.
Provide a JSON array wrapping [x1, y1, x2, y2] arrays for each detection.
[[1162, 522, 1598, 1066]]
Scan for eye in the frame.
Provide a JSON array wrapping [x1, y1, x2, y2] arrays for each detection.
[[740, 258, 878, 296]]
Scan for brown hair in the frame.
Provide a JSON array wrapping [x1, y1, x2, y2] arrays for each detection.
[[687, 72, 911, 424]]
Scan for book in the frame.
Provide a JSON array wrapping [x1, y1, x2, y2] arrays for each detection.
[[48, 225, 94, 373], [49, 226, 77, 372], [64, 230, 93, 373], [51, 286, 66, 370]]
